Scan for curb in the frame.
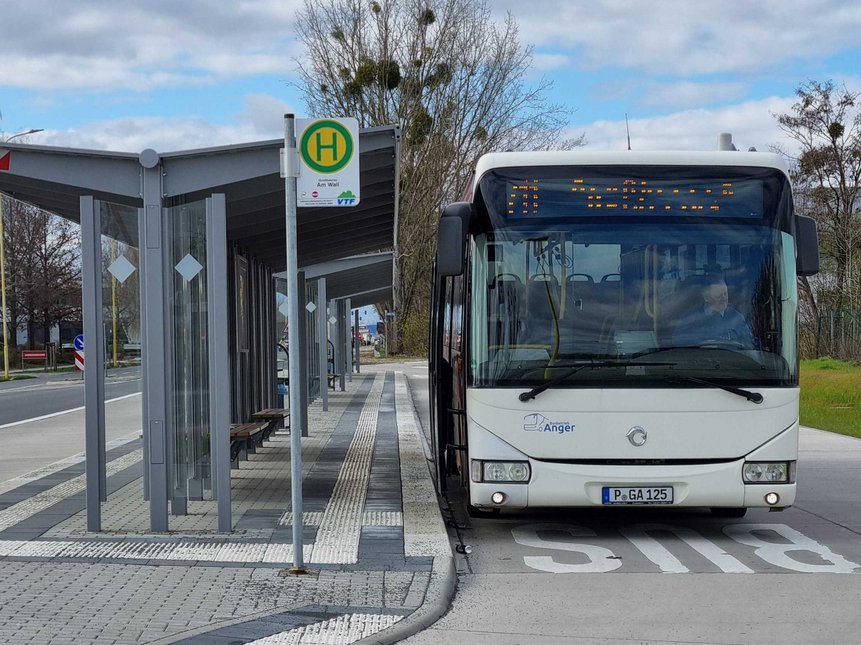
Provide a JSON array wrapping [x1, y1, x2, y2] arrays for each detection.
[[354, 371, 457, 644], [355, 555, 456, 645]]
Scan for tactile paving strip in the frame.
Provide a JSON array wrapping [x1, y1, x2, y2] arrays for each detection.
[[0, 451, 141, 532], [0, 434, 138, 497], [311, 374, 384, 564], [247, 612, 403, 644], [0, 538, 305, 564], [362, 511, 403, 526], [278, 512, 325, 526]]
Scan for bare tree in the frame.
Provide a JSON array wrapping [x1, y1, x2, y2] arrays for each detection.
[[774, 80, 861, 358], [2, 196, 81, 349], [294, 0, 581, 353]]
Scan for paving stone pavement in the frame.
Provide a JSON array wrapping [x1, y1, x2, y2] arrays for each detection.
[[0, 371, 454, 644]]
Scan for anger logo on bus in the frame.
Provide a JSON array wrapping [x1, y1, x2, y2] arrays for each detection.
[[523, 413, 575, 434]]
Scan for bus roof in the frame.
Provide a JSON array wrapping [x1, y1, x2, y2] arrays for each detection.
[[472, 149, 789, 189]]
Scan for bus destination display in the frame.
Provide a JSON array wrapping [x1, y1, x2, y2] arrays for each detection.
[[507, 177, 763, 218]]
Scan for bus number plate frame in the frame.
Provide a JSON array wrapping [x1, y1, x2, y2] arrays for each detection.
[[602, 486, 674, 505]]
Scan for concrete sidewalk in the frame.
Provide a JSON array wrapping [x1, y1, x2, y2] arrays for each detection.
[[0, 371, 455, 644]]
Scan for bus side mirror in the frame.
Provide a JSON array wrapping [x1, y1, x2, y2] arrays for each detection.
[[796, 215, 820, 276], [437, 202, 472, 276], [437, 216, 464, 276]]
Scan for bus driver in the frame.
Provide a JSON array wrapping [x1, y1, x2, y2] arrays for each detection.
[[673, 276, 756, 348]]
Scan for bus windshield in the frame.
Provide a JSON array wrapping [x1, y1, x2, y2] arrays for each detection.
[[469, 166, 798, 389]]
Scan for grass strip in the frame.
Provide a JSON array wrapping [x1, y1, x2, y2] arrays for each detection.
[[800, 357, 861, 439]]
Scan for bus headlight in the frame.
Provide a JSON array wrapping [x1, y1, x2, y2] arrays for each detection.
[[743, 461, 794, 484], [473, 460, 531, 483]]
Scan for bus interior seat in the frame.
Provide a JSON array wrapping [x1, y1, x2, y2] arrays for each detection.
[[560, 273, 623, 354], [489, 273, 526, 343]]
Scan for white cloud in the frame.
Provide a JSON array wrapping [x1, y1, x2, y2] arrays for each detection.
[[237, 94, 297, 137], [637, 81, 747, 109], [32, 93, 296, 152], [1, 1, 304, 91], [492, 0, 861, 76], [572, 96, 798, 154], [532, 53, 572, 72]]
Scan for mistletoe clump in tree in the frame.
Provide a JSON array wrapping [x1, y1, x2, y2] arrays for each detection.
[[775, 80, 861, 358], [294, 0, 581, 353]]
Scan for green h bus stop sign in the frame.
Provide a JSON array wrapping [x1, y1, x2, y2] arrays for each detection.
[[296, 118, 360, 207]]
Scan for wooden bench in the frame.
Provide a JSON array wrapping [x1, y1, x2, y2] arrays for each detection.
[[327, 373, 341, 391], [229, 421, 268, 465], [251, 408, 290, 439]]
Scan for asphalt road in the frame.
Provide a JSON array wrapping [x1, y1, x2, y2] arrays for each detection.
[[0, 366, 142, 481], [0, 366, 141, 423], [385, 360, 861, 645]]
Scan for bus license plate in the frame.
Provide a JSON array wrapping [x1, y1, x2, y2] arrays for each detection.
[[602, 486, 673, 505]]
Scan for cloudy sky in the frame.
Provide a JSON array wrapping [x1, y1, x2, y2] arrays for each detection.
[[1, 0, 859, 155]]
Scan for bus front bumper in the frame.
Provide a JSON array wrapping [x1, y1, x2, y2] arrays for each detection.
[[468, 459, 796, 510]]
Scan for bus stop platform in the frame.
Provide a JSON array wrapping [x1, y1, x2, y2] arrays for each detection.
[[0, 371, 455, 644]]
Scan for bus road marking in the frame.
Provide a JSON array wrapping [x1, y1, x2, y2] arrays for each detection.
[[621, 523, 753, 573], [511, 524, 622, 573], [723, 523, 859, 574], [513, 523, 860, 574]]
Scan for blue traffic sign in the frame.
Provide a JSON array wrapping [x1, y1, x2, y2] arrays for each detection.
[[74, 335, 84, 351]]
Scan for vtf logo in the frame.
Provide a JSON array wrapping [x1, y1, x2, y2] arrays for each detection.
[[523, 413, 575, 434], [337, 190, 357, 205]]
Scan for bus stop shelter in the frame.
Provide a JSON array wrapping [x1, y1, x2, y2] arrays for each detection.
[[0, 126, 399, 532]]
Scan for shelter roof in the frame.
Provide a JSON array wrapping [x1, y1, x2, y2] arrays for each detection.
[[0, 125, 399, 273]]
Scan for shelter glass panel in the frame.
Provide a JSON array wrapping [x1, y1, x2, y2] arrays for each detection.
[[100, 201, 143, 528], [166, 200, 211, 503]]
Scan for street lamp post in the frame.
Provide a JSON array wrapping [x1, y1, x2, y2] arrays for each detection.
[[3, 128, 44, 142], [0, 194, 10, 380], [1, 129, 44, 379]]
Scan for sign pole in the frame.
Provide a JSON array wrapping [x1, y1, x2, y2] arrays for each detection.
[[284, 114, 307, 574]]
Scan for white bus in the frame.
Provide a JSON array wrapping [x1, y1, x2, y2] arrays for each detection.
[[429, 138, 819, 517]]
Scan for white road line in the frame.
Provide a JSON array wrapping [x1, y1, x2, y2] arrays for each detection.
[[0, 392, 141, 430]]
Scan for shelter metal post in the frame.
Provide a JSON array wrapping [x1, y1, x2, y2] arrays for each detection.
[[206, 194, 232, 531], [338, 299, 347, 389], [318, 278, 328, 411], [297, 271, 308, 437], [355, 309, 360, 373], [81, 196, 106, 531], [334, 299, 344, 391], [346, 298, 353, 382], [139, 154, 169, 532]]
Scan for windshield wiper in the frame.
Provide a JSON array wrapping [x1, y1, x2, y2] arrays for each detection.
[[518, 360, 676, 402], [670, 375, 763, 404]]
